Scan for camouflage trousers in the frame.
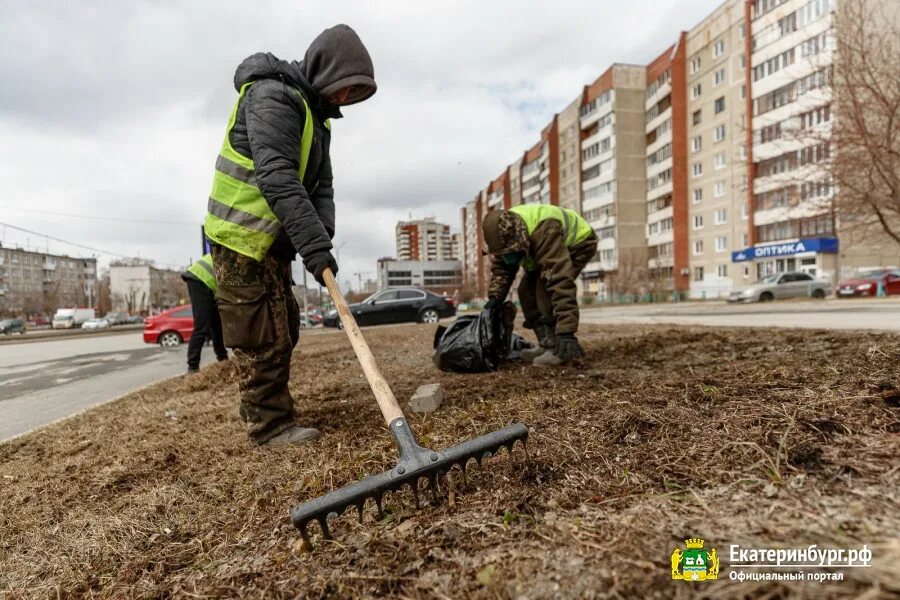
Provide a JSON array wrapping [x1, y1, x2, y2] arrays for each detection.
[[211, 246, 300, 443], [518, 235, 598, 330]]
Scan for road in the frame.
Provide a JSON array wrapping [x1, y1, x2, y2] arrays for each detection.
[[581, 297, 900, 331], [0, 333, 216, 442]]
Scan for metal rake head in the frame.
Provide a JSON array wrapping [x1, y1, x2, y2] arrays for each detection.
[[291, 419, 528, 545]]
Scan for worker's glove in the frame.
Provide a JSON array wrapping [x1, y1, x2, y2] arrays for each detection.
[[555, 334, 584, 362], [305, 251, 338, 287], [483, 298, 501, 311]]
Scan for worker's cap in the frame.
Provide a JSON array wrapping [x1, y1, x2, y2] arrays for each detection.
[[482, 210, 527, 255]]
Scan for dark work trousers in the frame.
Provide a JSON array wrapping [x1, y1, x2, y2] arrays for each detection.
[[211, 246, 301, 444], [518, 235, 599, 330], [185, 277, 228, 370]]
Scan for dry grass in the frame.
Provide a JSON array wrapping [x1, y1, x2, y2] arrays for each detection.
[[0, 324, 898, 599]]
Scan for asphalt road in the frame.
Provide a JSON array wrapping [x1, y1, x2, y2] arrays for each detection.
[[581, 297, 900, 331], [0, 333, 216, 442]]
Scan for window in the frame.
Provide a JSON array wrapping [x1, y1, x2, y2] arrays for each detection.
[[692, 162, 703, 178], [717, 264, 729, 278], [739, 143, 747, 159], [715, 208, 727, 224], [694, 240, 704, 255], [714, 68, 725, 86], [739, 54, 746, 70], [713, 39, 726, 58], [714, 181, 726, 198], [714, 97, 725, 114], [597, 226, 615, 240], [647, 143, 673, 167], [694, 215, 704, 229], [646, 70, 671, 98], [174, 308, 193, 318], [740, 84, 746, 99], [693, 188, 704, 203], [714, 153, 726, 169], [713, 124, 726, 142], [693, 110, 702, 125], [743, 233, 750, 247], [398, 290, 426, 300], [744, 264, 750, 278], [715, 237, 728, 252], [691, 56, 701, 73], [691, 136, 702, 153], [648, 168, 672, 190], [694, 266, 705, 282], [742, 203, 748, 220], [691, 83, 702, 99]]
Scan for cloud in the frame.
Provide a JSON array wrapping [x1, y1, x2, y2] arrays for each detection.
[[0, 0, 724, 290]]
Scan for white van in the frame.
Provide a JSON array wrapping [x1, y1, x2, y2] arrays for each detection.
[[52, 308, 96, 329]]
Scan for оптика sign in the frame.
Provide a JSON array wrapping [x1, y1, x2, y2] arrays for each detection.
[[731, 237, 838, 263]]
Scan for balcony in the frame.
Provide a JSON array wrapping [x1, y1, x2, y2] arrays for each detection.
[[43, 259, 57, 270]]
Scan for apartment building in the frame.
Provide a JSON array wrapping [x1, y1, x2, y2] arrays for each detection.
[[686, 0, 751, 298], [746, 0, 900, 281], [460, 194, 486, 297], [579, 64, 649, 296], [395, 217, 456, 261], [486, 169, 511, 211], [645, 34, 690, 294], [557, 98, 582, 213], [0, 245, 98, 316]]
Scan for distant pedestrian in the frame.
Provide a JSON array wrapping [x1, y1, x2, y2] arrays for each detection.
[[181, 254, 228, 374]]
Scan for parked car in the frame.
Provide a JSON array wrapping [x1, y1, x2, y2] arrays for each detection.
[[728, 271, 831, 302], [126, 315, 146, 324], [837, 269, 900, 298], [82, 318, 110, 330], [322, 288, 456, 328], [103, 311, 129, 325], [143, 305, 193, 347], [0, 319, 27, 335]]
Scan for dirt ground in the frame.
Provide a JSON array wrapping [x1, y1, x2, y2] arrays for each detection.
[[1, 323, 898, 599]]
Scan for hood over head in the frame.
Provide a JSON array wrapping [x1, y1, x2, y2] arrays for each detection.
[[299, 24, 377, 105]]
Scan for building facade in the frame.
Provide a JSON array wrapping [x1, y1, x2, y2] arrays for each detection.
[[109, 260, 184, 314], [0, 246, 98, 316], [645, 35, 690, 294], [395, 217, 456, 261], [376, 259, 462, 295], [579, 64, 649, 296], [686, 0, 751, 298]]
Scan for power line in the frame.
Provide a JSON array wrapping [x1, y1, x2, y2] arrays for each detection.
[[0, 205, 197, 226], [0, 221, 187, 270]]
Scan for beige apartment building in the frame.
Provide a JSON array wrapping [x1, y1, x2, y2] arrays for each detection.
[[578, 64, 649, 296], [557, 98, 581, 213], [0, 245, 98, 316], [686, 0, 751, 298]]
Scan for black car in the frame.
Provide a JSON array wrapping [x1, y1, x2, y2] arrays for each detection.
[[0, 319, 27, 335], [323, 288, 456, 328]]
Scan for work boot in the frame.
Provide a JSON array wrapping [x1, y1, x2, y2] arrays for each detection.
[[258, 425, 322, 447], [186, 366, 200, 375], [521, 319, 556, 361], [533, 333, 584, 367]]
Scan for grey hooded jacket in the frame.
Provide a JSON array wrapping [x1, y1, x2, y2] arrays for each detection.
[[225, 25, 376, 260]]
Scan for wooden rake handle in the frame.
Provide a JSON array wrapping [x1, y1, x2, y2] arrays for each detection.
[[322, 268, 405, 426]]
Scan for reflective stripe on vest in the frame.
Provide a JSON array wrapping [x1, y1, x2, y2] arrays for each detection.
[[203, 82, 317, 261], [187, 254, 218, 294]]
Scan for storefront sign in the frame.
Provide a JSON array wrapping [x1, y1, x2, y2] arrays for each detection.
[[731, 237, 838, 263]]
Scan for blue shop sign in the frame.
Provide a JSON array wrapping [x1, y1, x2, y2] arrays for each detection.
[[731, 237, 838, 263]]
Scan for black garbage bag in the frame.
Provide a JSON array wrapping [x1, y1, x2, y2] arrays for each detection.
[[432, 302, 532, 372]]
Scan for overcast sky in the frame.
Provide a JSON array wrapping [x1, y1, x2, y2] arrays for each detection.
[[0, 0, 724, 291]]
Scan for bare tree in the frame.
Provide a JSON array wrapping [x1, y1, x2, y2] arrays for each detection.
[[832, 0, 900, 246]]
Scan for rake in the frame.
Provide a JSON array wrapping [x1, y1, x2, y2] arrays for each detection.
[[290, 268, 529, 545]]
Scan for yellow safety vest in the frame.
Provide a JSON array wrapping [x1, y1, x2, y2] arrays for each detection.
[[203, 82, 327, 261], [187, 253, 217, 294], [509, 204, 594, 271]]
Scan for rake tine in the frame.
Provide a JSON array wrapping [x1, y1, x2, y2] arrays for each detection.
[[356, 502, 365, 523], [429, 474, 439, 505], [318, 517, 332, 540], [411, 481, 420, 509], [374, 494, 384, 520], [522, 441, 530, 462], [299, 524, 312, 548]]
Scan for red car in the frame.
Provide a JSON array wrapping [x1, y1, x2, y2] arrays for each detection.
[[143, 305, 194, 346], [837, 269, 900, 297]]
